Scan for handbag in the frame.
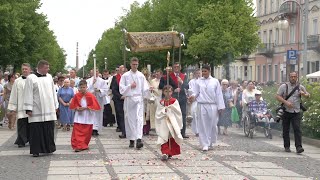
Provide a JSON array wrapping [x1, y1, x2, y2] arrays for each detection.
[[231, 106, 240, 123]]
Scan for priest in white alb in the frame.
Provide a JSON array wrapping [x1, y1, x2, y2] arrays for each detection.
[[86, 69, 108, 136], [189, 65, 225, 151], [120, 57, 150, 149], [8, 63, 31, 148], [23, 60, 59, 157]]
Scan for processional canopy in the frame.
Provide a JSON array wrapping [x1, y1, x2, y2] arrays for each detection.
[[127, 31, 181, 53]]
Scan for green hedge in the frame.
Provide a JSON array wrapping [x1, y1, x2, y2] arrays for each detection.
[[261, 80, 320, 139]]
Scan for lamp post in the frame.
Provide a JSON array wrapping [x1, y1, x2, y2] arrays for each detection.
[[104, 57, 107, 70], [277, 0, 309, 78]]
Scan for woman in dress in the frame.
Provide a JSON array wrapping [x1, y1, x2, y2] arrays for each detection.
[[57, 79, 74, 131], [242, 80, 259, 114], [218, 79, 233, 135], [3, 74, 16, 129]]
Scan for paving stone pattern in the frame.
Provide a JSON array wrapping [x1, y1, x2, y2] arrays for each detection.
[[0, 126, 319, 180]]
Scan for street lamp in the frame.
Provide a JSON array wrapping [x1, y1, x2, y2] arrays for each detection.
[[277, 0, 309, 78], [104, 57, 107, 70]]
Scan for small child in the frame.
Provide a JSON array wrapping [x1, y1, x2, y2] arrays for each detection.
[[155, 85, 183, 161], [69, 80, 101, 152]]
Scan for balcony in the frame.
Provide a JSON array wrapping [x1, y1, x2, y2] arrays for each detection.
[[257, 43, 274, 58], [279, 3, 299, 18], [307, 35, 320, 52]]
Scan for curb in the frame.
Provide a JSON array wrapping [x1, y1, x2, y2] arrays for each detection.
[[256, 126, 320, 148]]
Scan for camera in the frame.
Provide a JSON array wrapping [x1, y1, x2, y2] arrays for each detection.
[[275, 107, 284, 123]]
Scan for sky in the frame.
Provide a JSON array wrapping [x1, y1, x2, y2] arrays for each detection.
[[39, 0, 147, 68], [39, 0, 256, 68]]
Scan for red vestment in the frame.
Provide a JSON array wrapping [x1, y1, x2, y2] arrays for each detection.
[[71, 123, 93, 150], [69, 92, 101, 111], [159, 97, 181, 156]]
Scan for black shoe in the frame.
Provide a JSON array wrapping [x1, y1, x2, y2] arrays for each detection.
[[116, 128, 121, 132], [18, 144, 25, 148], [182, 135, 189, 139], [296, 146, 304, 154], [285, 147, 291, 152], [136, 139, 144, 149], [92, 130, 99, 136], [129, 140, 134, 148], [109, 124, 113, 127], [119, 134, 126, 139], [32, 153, 39, 157]]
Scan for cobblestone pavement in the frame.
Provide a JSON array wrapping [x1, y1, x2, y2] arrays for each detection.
[[0, 125, 319, 180]]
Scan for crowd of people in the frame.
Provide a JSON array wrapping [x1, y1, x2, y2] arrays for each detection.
[[0, 58, 310, 158]]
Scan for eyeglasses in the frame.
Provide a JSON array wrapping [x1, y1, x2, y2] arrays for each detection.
[[132, 64, 138, 66], [222, 84, 228, 86]]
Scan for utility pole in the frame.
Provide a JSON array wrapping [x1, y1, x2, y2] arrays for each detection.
[[303, 0, 309, 77]]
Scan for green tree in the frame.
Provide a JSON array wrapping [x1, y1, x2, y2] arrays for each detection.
[[186, 0, 260, 65], [0, 0, 66, 74]]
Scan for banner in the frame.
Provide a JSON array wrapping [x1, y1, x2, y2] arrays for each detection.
[[127, 31, 181, 53]]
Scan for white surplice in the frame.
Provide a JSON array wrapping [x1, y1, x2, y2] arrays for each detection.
[[8, 77, 28, 119], [149, 78, 161, 129], [188, 78, 199, 135], [86, 77, 108, 132], [73, 97, 94, 125], [192, 76, 225, 148], [155, 100, 183, 146], [119, 70, 150, 140], [23, 74, 59, 123]]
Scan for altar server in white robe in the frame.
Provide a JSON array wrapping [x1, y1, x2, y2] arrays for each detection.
[[189, 65, 225, 151], [120, 57, 150, 149], [23, 60, 59, 157], [8, 63, 31, 148], [188, 69, 201, 136], [86, 69, 108, 136]]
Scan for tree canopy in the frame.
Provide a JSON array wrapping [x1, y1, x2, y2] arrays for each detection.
[[87, 0, 259, 74], [0, 0, 66, 74]]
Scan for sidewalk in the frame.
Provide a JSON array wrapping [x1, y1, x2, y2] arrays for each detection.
[[0, 126, 319, 179]]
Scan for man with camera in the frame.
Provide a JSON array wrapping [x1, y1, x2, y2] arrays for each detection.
[[276, 71, 310, 154]]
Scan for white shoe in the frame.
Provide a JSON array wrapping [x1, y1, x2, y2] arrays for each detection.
[[202, 146, 208, 151]]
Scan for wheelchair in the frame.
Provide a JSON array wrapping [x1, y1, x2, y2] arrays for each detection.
[[243, 110, 274, 139]]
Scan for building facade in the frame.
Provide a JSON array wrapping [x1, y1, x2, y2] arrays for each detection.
[[214, 0, 320, 83]]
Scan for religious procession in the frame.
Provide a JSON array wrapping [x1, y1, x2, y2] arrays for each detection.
[[0, 30, 311, 161]]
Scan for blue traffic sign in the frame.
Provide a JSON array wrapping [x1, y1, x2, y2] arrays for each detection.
[[287, 50, 297, 65]]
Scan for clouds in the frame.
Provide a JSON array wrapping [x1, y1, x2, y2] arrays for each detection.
[[39, 0, 146, 67]]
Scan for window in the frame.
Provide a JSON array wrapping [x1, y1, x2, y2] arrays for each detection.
[[249, 66, 253, 80], [244, 66, 248, 77], [263, 65, 267, 82], [290, 23, 295, 43], [313, 19, 318, 35], [270, 0, 274, 13], [269, 29, 273, 44], [264, 0, 267, 15], [240, 66, 243, 80], [258, 32, 261, 42], [307, 61, 310, 74], [258, 0, 262, 16], [275, 28, 279, 45], [274, 64, 279, 83], [268, 64, 272, 81], [317, 61, 320, 71], [282, 30, 287, 44], [257, 65, 261, 82], [276, 0, 279, 11], [263, 31, 267, 43]]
